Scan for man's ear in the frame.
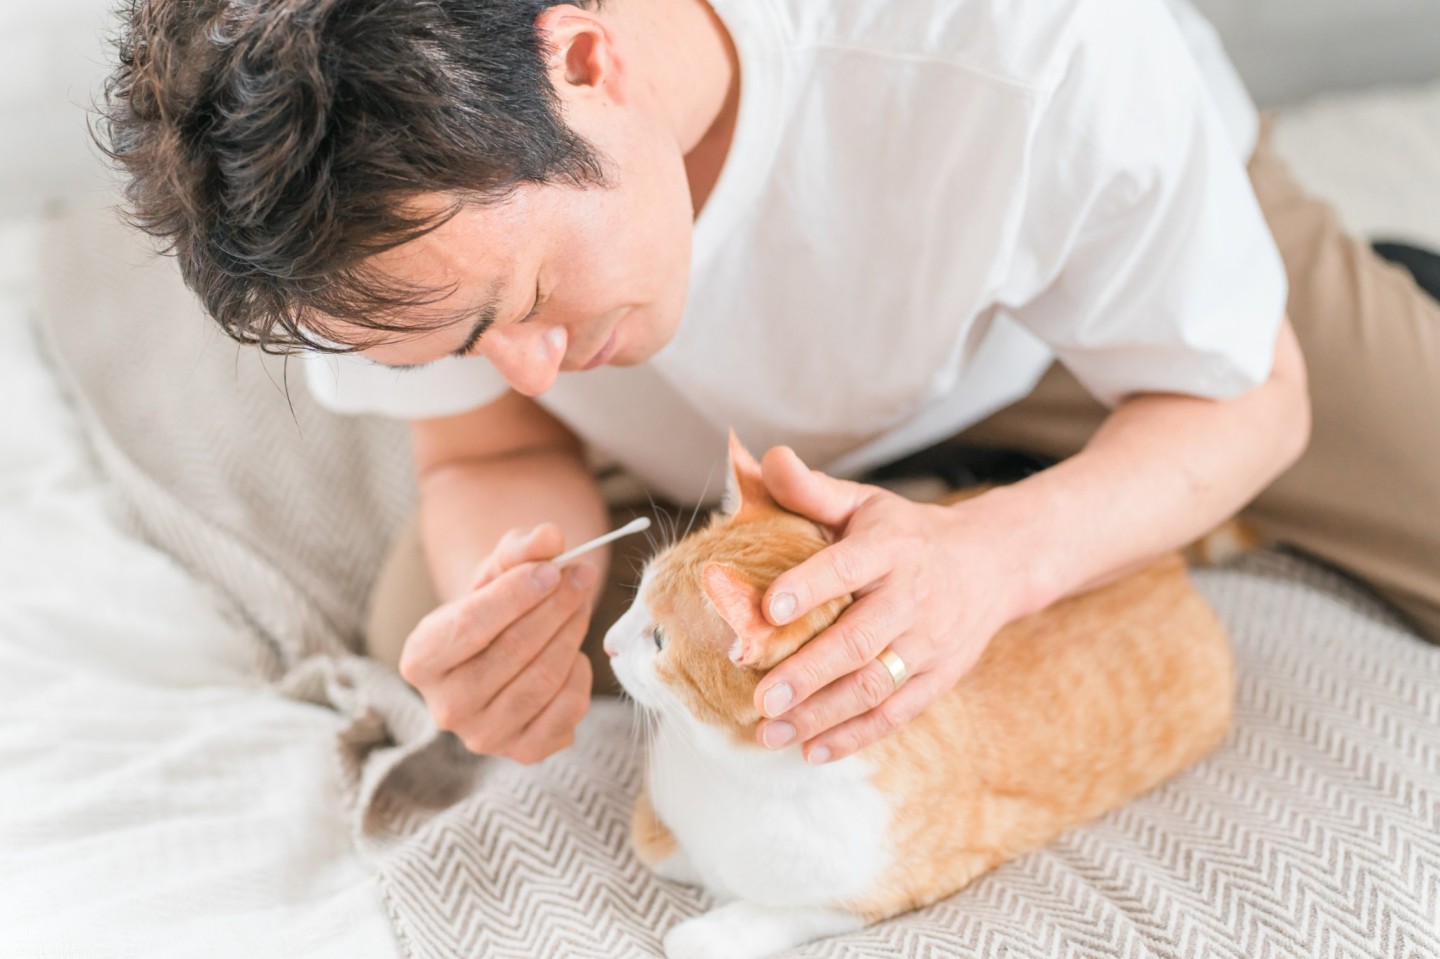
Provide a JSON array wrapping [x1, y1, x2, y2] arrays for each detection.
[[702, 563, 774, 666], [535, 5, 624, 104], [721, 429, 778, 523]]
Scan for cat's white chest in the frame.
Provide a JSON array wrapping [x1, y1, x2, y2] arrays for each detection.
[[648, 723, 893, 907]]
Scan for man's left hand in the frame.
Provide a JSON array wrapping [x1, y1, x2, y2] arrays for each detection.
[[752, 446, 1033, 764]]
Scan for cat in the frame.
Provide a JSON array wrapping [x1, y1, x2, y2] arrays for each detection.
[[604, 433, 1234, 959]]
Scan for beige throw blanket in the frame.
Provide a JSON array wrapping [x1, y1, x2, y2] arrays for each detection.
[[39, 204, 1440, 959]]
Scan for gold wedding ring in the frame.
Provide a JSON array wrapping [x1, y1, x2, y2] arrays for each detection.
[[875, 647, 908, 692]]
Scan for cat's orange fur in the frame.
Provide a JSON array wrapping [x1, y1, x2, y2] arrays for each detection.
[[629, 434, 1234, 923], [631, 782, 678, 869]]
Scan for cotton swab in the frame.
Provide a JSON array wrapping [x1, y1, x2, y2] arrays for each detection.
[[551, 517, 652, 566]]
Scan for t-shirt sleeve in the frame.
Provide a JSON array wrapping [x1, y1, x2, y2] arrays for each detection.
[[1004, 0, 1287, 408], [302, 349, 510, 419]]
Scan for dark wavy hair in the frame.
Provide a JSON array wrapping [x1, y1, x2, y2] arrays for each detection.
[[95, 0, 606, 354]]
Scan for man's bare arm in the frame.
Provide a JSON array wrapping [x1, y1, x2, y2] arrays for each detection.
[[1010, 315, 1311, 613], [399, 390, 610, 764], [410, 389, 610, 602]]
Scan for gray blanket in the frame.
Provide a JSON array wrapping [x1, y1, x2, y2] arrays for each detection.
[[40, 204, 1440, 959]]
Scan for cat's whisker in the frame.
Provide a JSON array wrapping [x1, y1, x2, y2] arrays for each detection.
[[644, 487, 665, 546], [679, 500, 700, 544], [679, 460, 720, 544], [640, 488, 669, 553], [657, 500, 681, 552], [622, 694, 660, 770], [623, 693, 646, 763]]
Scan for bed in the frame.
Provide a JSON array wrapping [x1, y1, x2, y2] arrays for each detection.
[[1, 83, 1437, 959]]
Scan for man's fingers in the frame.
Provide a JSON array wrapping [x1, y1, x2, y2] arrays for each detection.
[[424, 562, 594, 729], [455, 601, 591, 755], [470, 523, 565, 590], [754, 590, 900, 717], [402, 560, 562, 684], [762, 535, 887, 628], [441, 560, 567, 674], [755, 640, 911, 749], [800, 670, 946, 764], [503, 654, 593, 765], [760, 446, 869, 529]]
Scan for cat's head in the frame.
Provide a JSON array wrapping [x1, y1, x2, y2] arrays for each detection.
[[605, 433, 850, 744]]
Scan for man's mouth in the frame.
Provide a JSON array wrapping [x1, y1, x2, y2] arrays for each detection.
[[580, 329, 620, 371]]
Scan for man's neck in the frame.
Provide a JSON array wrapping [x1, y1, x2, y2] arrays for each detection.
[[611, 0, 740, 216]]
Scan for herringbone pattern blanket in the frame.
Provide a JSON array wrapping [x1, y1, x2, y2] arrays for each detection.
[[40, 206, 1440, 959]]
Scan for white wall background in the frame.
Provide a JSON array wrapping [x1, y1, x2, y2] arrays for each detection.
[[3, 0, 1439, 220], [1192, 0, 1440, 107], [1, 0, 117, 219]]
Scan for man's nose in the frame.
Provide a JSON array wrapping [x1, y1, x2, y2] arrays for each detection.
[[485, 324, 566, 397]]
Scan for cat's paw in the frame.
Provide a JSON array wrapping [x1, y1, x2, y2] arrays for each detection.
[[662, 902, 863, 959], [662, 915, 738, 959]]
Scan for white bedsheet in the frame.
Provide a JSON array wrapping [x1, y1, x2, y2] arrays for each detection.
[[0, 217, 399, 958]]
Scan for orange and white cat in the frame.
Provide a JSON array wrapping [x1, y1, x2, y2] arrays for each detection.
[[604, 435, 1234, 959]]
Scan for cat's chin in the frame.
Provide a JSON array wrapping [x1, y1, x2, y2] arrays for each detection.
[[610, 652, 691, 722], [609, 661, 659, 713]]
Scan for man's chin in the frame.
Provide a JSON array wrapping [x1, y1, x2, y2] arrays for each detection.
[[609, 330, 665, 368]]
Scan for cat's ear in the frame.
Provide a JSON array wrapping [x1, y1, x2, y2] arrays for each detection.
[[702, 563, 774, 666], [722, 430, 777, 522]]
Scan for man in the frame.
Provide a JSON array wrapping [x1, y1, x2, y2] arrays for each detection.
[[100, 0, 1437, 770]]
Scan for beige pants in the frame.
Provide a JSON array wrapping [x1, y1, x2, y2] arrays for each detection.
[[366, 122, 1440, 677]]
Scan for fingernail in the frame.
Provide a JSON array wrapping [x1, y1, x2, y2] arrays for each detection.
[[532, 563, 560, 592], [762, 682, 793, 717], [762, 721, 795, 749], [568, 562, 596, 590], [769, 592, 796, 624], [807, 746, 832, 765]]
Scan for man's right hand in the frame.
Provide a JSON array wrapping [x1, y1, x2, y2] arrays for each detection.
[[398, 523, 598, 765]]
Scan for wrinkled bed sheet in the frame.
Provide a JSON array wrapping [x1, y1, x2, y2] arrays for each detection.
[[0, 219, 400, 959]]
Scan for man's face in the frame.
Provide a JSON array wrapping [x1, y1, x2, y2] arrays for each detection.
[[320, 9, 699, 397], [334, 153, 694, 397]]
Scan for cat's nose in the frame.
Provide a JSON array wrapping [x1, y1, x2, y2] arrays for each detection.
[[603, 632, 619, 658]]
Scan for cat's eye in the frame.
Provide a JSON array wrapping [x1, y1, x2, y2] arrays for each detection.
[[652, 627, 665, 652]]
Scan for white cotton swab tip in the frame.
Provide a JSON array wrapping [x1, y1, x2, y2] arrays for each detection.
[[551, 517, 652, 566]]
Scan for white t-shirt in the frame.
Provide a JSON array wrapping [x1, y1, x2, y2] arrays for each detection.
[[304, 0, 1286, 504]]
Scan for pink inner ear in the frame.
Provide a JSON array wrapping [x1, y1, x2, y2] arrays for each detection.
[[702, 563, 772, 666], [724, 430, 775, 521]]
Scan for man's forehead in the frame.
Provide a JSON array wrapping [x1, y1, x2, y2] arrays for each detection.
[[308, 189, 548, 357], [372, 201, 525, 284]]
